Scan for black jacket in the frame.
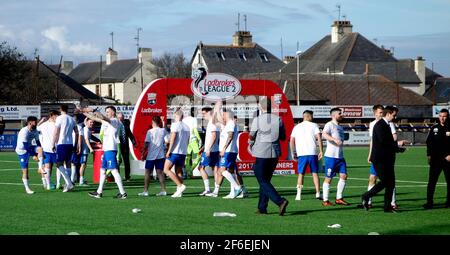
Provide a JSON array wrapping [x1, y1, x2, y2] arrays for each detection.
[[120, 119, 136, 147], [426, 123, 450, 160], [370, 119, 402, 165]]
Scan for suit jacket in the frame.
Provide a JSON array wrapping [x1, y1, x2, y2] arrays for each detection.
[[370, 119, 400, 166], [119, 119, 136, 147]]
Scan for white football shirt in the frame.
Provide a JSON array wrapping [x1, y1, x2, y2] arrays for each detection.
[[323, 121, 345, 159], [290, 121, 321, 156], [102, 118, 120, 152], [37, 121, 56, 153], [55, 114, 76, 145], [219, 121, 238, 153], [204, 120, 220, 153], [369, 119, 397, 137], [15, 127, 40, 155], [170, 121, 190, 155], [145, 127, 167, 160]]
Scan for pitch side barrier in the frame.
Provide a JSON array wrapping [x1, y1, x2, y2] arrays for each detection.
[[130, 75, 297, 176]]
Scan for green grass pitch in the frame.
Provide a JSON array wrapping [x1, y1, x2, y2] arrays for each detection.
[[0, 146, 449, 235]]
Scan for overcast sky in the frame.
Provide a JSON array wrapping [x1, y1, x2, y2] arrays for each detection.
[[1, 0, 450, 75]]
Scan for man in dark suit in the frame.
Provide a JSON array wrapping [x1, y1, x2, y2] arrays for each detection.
[[361, 106, 406, 213], [117, 113, 137, 182]]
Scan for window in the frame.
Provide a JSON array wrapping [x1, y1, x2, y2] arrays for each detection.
[[238, 52, 247, 61], [108, 84, 113, 97], [95, 85, 100, 95], [216, 52, 226, 61], [259, 53, 269, 63]]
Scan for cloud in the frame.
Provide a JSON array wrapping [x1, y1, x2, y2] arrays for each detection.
[[307, 3, 335, 20], [0, 24, 14, 39], [41, 26, 100, 56]]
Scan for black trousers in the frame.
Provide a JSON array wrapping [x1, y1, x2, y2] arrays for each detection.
[[362, 162, 396, 210], [427, 159, 450, 205], [120, 144, 131, 180], [253, 158, 285, 212]]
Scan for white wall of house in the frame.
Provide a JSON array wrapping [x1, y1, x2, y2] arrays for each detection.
[[401, 83, 422, 95], [191, 48, 208, 73]]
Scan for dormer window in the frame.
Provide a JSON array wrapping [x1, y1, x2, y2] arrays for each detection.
[[239, 52, 247, 61], [217, 52, 226, 61], [259, 53, 269, 63]]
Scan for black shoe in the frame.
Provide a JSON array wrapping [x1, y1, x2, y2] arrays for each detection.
[[360, 196, 370, 211], [88, 191, 102, 199], [423, 203, 433, 210], [384, 208, 398, 213], [115, 193, 127, 199], [255, 209, 267, 215], [279, 200, 289, 216], [445, 203, 450, 208]]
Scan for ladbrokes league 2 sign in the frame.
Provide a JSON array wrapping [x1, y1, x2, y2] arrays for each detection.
[[191, 68, 241, 101]]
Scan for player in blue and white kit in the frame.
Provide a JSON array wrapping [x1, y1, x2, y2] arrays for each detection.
[[52, 105, 78, 192], [290, 110, 323, 201], [321, 108, 351, 206], [139, 116, 168, 197], [78, 117, 97, 186], [70, 115, 84, 184], [163, 109, 190, 198], [15, 116, 42, 194], [197, 106, 221, 196], [217, 109, 243, 199], [37, 110, 60, 190], [85, 106, 127, 199]]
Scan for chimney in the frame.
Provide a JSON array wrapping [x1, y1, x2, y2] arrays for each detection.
[[138, 47, 152, 64], [283, 56, 295, 64], [106, 48, 118, 65], [414, 56, 426, 95], [232, 31, 253, 47], [331, 20, 353, 43], [60, 61, 73, 74]]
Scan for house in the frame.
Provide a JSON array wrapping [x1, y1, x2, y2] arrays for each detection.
[[190, 30, 285, 78], [69, 47, 156, 104], [281, 20, 427, 95], [423, 77, 450, 104]]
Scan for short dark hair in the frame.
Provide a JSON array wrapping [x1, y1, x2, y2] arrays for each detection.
[[372, 104, 384, 111], [48, 110, 59, 118], [152, 116, 163, 128], [27, 116, 37, 123], [303, 110, 313, 115], [201, 107, 212, 113], [106, 105, 116, 113], [383, 105, 397, 116], [330, 107, 341, 115], [440, 108, 449, 115], [392, 106, 399, 113], [60, 104, 69, 113]]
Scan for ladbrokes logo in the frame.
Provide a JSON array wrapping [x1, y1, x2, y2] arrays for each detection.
[[191, 68, 241, 101]]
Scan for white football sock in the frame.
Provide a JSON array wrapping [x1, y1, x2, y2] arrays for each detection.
[[213, 183, 220, 194], [296, 185, 303, 199], [41, 177, 47, 187], [56, 168, 61, 186], [336, 179, 346, 200], [322, 182, 330, 201], [111, 169, 125, 194], [222, 171, 239, 189], [57, 166, 72, 186], [22, 178, 31, 191], [38, 157, 43, 170], [203, 179, 210, 192], [316, 192, 321, 198], [71, 165, 77, 183], [44, 168, 51, 186], [368, 184, 375, 204], [391, 187, 396, 205], [79, 176, 84, 185], [96, 169, 106, 194]]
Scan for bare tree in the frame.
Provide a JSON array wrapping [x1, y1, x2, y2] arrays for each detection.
[[151, 52, 191, 78]]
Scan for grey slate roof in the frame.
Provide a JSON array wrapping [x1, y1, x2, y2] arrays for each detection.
[[398, 58, 443, 88], [69, 59, 139, 84], [245, 72, 433, 106], [424, 77, 450, 104], [281, 33, 421, 84], [69, 61, 105, 84], [192, 43, 285, 78], [36, 60, 102, 101]]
